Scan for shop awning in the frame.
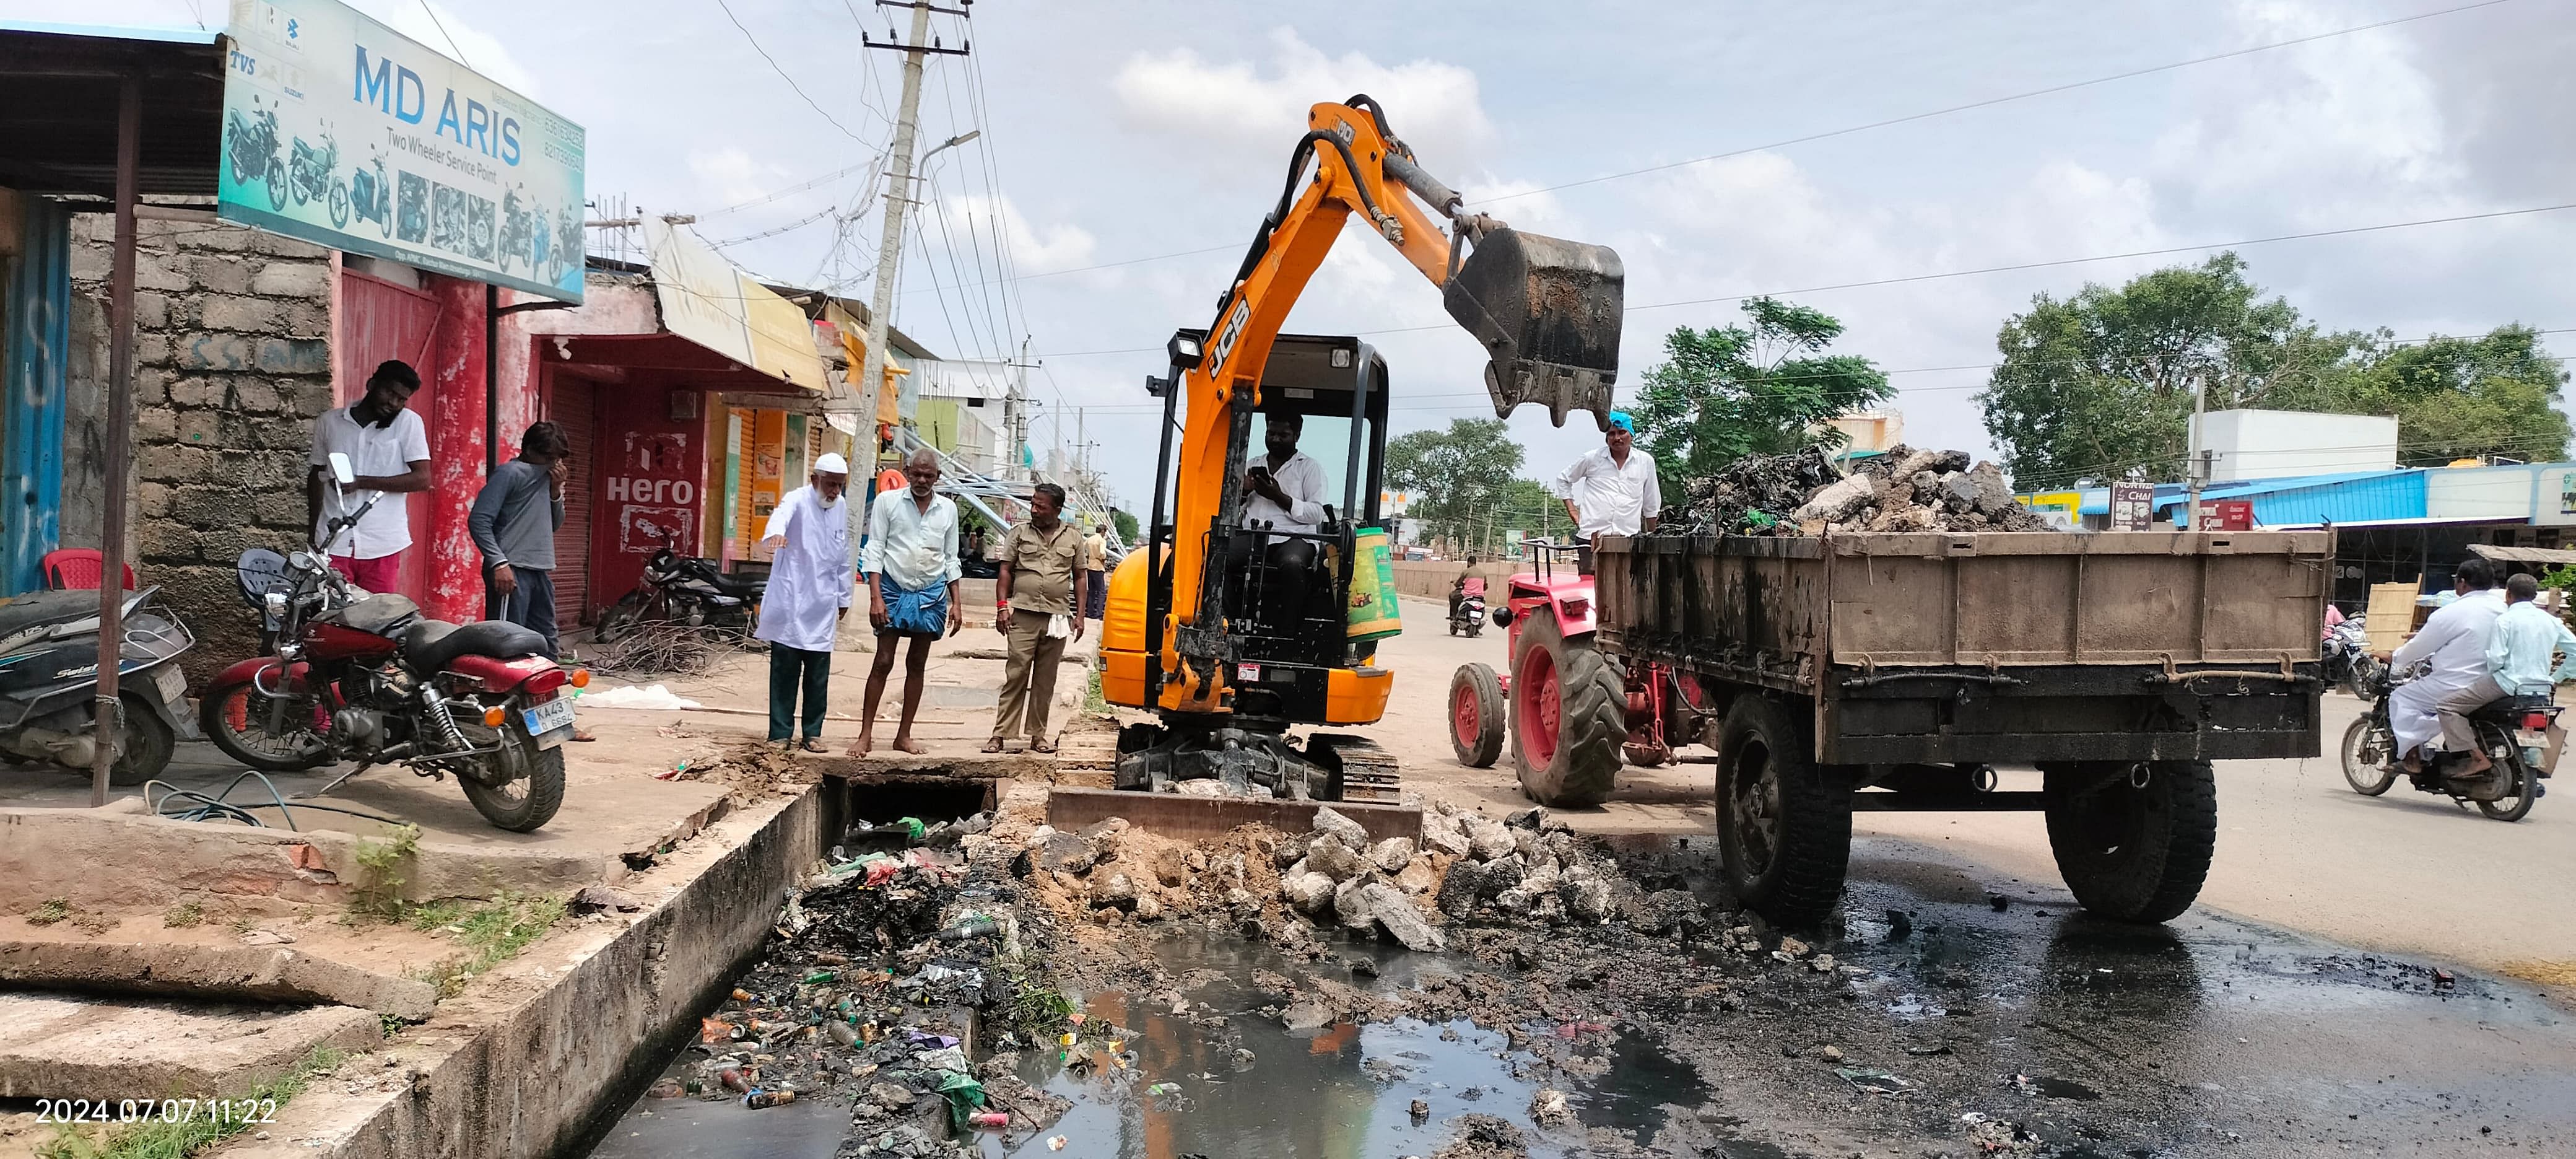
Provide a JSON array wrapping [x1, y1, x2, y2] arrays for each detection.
[[640, 216, 825, 394], [0, 22, 224, 199], [2469, 544, 2576, 565]]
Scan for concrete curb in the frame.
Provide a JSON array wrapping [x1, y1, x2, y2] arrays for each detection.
[[220, 787, 826, 1159], [0, 940, 437, 1020]]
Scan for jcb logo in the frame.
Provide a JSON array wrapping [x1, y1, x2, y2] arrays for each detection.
[[1208, 299, 1252, 378]]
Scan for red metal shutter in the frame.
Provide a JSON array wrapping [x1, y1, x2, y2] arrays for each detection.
[[548, 376, 596, 623]]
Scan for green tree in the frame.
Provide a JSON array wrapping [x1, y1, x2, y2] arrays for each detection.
[[1968, 251, 2452, 486], [2344, 325, 2570, 466], [1386, 418, 1523, 549], [1630, 297, 1893, 500], [1108, 508, 1140, 545]]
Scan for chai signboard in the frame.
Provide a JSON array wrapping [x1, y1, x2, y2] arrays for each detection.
[[220, 0, 585, 301]]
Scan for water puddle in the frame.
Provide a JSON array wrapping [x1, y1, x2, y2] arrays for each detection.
[[591, 929, 1705, 1158]]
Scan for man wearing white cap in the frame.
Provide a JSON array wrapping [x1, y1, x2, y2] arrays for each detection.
[[756, 452, 855, 751]]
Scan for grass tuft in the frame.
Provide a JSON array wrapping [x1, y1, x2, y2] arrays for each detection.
[[37, 1046, 345, 1159], [406, 891, 566, 999]]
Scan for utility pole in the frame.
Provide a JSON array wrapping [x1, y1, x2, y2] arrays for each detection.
[[1006, 335, 1030, 483], [2186, 371, 2208, 528], [1076, 407, 1086, 486], [851, 0, 968, 546]]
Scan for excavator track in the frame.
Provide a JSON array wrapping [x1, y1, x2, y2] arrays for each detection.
[[1307, 733, 1401, 804]]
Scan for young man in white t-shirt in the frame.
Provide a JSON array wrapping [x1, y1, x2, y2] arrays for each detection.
[[306, 359, 432, 593]]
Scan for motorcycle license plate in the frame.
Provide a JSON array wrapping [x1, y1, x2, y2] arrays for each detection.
[[522, 696, 576, 744], [153, 665, 186, 704]]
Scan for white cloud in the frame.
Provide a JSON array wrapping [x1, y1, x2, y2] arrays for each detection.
[[375, 0, 543, 100], [687, 147, 794, 208], [923, 192, 1100, 277], [1112, 28, 1496, 169]]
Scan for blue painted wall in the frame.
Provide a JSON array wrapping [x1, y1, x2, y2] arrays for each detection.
[[2, 196, 70, 595]]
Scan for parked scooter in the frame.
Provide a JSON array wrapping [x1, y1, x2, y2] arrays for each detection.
[[1448, 576, 1487, 639], [593, 523, 765, 644], [198, 453, 583, 831], [348, 151, 393, 238], [0, 587, 194, 785], [2341, 665, 2556, 821], [2320, 616, 2383, 698]]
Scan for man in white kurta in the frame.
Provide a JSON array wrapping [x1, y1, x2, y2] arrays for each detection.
[[755, 453, 854, 751], [2388, 558, 2508, 772]]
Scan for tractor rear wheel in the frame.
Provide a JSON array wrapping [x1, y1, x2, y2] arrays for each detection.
[[1507, 609, 1624, 808]]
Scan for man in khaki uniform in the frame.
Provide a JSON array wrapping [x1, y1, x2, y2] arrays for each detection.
[[987, 483, 1087, 753]]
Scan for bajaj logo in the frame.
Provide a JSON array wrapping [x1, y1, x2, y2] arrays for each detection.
[[1208, 299, 1252, 378]]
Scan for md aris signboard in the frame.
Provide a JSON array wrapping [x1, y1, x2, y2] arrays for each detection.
[[218, 0, 585, 302]]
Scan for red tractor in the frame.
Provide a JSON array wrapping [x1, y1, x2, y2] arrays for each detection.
[[1450, 543, 1712, 806]]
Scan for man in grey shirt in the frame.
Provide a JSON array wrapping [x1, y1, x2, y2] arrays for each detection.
[[471, 421, 570, 654]]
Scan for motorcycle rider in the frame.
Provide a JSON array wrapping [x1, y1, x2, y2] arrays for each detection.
[[1450, 555, 1483, 622], [2388, 558, 2508, 776], [2446, 572, 2576, 776]]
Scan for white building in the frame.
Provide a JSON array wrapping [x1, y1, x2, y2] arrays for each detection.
[[2191, 408, 2400, 483]]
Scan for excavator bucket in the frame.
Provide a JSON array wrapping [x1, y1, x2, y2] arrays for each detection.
[[1443, 228, 1625, 429]]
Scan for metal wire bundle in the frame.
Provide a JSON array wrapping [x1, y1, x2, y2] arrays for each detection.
[[581, 620, 758, 678]]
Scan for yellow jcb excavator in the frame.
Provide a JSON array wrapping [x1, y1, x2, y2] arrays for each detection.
[[1097, 95, 1624, 800]]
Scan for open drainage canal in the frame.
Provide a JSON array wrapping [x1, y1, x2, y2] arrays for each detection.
[[590, 924, 1705, 1159]]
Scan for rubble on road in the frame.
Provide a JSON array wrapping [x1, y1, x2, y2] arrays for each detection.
[[1656, 444, 2050, 536]]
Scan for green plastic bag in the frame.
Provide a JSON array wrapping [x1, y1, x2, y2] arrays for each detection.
[[935, 1069, 986, 1130]]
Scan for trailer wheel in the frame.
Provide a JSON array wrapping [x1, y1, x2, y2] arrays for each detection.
[[2041, 760, 2216, 924], [1508, 610, 1624, 808], [1449, 663, 1506, 769], [1715, 696, 1851, 927]]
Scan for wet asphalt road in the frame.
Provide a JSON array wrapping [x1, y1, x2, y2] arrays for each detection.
[[1372, 597, 2576, 1154]]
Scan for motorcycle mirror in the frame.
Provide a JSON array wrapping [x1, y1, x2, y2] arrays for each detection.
[[328, 452, 357, 486]]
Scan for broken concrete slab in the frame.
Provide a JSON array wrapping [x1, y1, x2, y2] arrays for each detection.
[[0, 992, 381, 1100], [0, 938, 438, 1020]]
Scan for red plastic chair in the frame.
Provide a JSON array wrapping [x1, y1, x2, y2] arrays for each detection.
[[40, 549, 136, 591]]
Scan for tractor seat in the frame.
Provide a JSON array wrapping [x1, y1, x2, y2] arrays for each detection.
[[406, 619, 549, 673]]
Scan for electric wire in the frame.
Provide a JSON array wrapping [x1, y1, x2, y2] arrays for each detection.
[[710, 0, 871, 144]]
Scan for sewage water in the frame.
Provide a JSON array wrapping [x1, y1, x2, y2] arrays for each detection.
[[590, 929, 1707, 1159]]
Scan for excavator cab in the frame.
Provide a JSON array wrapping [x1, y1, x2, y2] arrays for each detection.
[[1107, 333, 1395, 800]]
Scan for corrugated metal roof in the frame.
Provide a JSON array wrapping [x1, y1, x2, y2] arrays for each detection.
[[2154, 468, 2430, 527], [2469, 544, 2576, 564]]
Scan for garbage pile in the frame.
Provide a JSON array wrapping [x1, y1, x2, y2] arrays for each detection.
[[1657, 444, 2050, 535], [646, 810, 1074, 1158]]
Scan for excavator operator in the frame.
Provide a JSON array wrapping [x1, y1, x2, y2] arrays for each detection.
[[1242, 409, 1328, 535]]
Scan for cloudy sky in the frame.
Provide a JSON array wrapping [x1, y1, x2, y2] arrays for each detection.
[[35, 0, 2576, 511]]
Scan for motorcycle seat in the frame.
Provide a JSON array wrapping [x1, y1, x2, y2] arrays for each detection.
[[401, 619, 459, 659], [0, 590, 99, 642], [703, 571, 765, 598], [411, 619, 550, 673]]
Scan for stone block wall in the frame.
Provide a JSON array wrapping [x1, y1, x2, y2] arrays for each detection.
[[66, 214, 336, 686]]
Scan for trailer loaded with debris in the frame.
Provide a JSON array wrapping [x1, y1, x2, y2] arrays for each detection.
[[1458, 443, 2330, 930]]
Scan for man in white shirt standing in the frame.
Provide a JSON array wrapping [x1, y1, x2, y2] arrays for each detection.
[[307, 360, 430, 593], [2388, 558, 2509, 775], [755, 452, 853, 753], [1551, 410, 1660, 573], [1242, 410, 1329, 534], [853, 450, 963, 756]]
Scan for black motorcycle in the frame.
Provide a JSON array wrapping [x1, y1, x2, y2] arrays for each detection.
[[2341, 667, 2557, 821], [288, 133, 349, 228], [498, 188, 533, 273], [225, 98, 287, 209], [593, 524, 765, 644], [0, 586, 196, 785], [1448, 584, 1486, 638]]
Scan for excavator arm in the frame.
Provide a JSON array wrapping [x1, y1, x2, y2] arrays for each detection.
[[1149, 97, 1626, 714]]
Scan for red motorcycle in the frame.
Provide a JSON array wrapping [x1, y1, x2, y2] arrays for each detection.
[[197, 458, 584, 831]]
